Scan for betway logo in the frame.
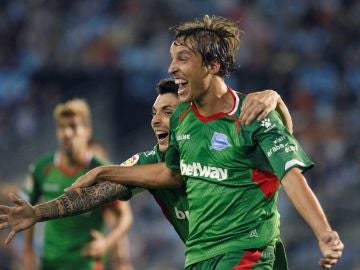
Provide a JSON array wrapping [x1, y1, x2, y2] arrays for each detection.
[[180, 160, 228, 181]]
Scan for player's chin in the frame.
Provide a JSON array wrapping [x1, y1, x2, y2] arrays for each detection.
[[158, 140, 169, 152]]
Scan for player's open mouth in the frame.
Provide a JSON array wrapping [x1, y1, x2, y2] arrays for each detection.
[[156, 132, 169, 142], [175, 79, 188, 91]]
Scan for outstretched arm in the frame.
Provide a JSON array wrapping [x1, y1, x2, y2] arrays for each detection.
[[282, 168, 344, 269], [239, 90, 293, 134], [66, 162, 183, 191], [0, 181, 132, 244]]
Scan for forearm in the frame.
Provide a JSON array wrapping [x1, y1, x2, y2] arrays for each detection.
[[97, 162, 182, 188], [34, 181, 132, 222], [23, 226, 34, 250], [282, 168, 331, 239], [104, 203, 133, 249]]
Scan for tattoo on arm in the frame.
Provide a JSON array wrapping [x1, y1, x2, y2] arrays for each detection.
[[37, 181, 132, 222]]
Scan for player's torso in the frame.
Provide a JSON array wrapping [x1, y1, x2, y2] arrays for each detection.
[[33, 154, 106, 263], [136, 147, 189, 242], [172, 96, 281, 266]]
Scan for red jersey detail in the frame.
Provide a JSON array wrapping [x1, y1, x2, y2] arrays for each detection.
[[153, 195, 172, 224], [102, 200, 121, 212], [252, 169, 280, 200], [42, 164, 54, 176], [93, 259, 103, 270], [190, 86, 238, 123], [230, 114, 241, 135], [233, 249, 262, 270], [178, 105, 191, 122]]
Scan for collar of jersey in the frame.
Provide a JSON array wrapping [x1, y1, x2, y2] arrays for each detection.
[[190, 86, 239, 123], [54, 151, 93, 176]]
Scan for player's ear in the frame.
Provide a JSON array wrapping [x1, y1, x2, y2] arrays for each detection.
[[208, 59, 221, 75]]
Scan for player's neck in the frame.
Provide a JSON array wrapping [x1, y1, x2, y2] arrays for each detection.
[[193, 81, 233, 117], [60, 148, 88, 167]]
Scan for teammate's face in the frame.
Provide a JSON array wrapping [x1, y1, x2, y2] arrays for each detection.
[[56, 115, 91, 156], [168, 39, 213, 103], [151, 93, 179, 152]]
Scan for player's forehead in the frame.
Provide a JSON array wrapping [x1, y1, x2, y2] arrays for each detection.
[[169, 39, 197, 57], [152, 93, 179, 111]]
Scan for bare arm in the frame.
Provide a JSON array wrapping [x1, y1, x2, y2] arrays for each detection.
[[23, 227, 37, 270], [282, 168, 344, 268], [0, 181, 132, 244], [66, 162, 183, 191], [35, 181, 131, 222]]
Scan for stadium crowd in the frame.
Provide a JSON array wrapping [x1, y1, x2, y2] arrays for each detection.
[[0, 0, 359, 269]]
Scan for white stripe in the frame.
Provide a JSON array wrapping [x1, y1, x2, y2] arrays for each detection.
[[285, 159, 306, 171], [228, 89, 239, 115]]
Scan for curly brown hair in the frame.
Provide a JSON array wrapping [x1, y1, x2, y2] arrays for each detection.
[[170, 15, 241, 77]]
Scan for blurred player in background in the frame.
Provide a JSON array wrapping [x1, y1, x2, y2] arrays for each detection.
[[0, 80, 292, 268], [19, 99, 133, 270], [89, 139, 133, 270]]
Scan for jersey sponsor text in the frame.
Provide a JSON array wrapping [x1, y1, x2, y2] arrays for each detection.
[[180, 160, 228, 181]]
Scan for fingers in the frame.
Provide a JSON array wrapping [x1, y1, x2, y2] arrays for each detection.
[[0, 205, 10, 214], [319, 257, 340, 269], [90, 229, 104, 239], [240, 103, 264, 125], [65, 168, 100, 192], [5, 230, 16, 245], [240, 90, 278, 125], [9, 193, 23, 206]]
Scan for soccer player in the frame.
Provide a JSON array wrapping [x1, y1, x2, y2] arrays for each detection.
[[19, 99, 134, 270], [61, 16, 343, 269], [0, 80, 289, 243], [0, 78, 292, 270]]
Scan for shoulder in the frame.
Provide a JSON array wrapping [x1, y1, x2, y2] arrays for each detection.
[[91, 155, 110, 166], [31, 153, 55, 171], [29, 152, 55, 179], [121, 145, 161, 166], [172, 102, 192, 120]]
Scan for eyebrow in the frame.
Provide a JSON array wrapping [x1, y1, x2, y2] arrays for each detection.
[[152, 105, 174, 112]]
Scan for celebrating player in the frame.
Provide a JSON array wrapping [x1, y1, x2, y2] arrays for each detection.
[[64, 15, 343, 269], [0, 79, 291, 268]]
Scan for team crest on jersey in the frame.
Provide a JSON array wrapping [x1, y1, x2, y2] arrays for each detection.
[[120, 154, 139, 167], [210, 132, 231, 151]]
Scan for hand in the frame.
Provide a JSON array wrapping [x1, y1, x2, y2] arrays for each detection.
[[0, 193, 37, 244], [64, 167, 100, 192], [239, 90, 280, 125], [82, 229, 109, 258], [318, 230, 344, 269]]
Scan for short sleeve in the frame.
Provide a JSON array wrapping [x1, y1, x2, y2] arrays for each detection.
[[244, 111, 314, 179]]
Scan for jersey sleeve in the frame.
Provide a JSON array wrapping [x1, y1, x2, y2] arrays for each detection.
[[242, 111, 314, 180], [119, 147, 161, 197]]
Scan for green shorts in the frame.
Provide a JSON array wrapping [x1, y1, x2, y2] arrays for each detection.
[[185, 239, 288, 270]]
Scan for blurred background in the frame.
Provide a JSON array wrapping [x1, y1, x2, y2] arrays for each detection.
[[0, 0, 359, 269]]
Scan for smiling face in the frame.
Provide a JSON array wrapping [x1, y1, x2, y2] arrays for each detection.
[[168, 39, 215, 103], [151, 93, 179, 152]]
